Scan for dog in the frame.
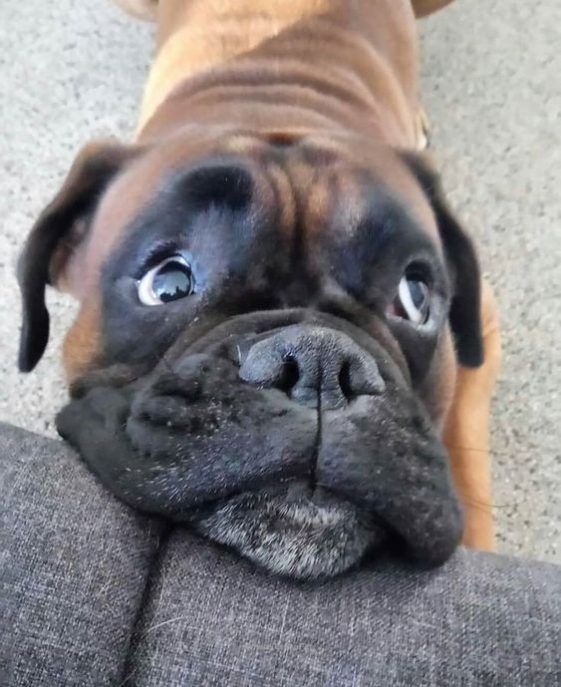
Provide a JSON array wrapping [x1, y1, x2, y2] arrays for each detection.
[[17, 0, 500, 579]]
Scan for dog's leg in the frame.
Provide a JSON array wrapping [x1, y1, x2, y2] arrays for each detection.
[[444, 281, 501, 550]]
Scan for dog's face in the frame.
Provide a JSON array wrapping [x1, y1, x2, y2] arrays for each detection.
[[18, 129, 483, 579]]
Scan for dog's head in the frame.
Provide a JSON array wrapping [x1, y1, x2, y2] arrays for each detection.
[[18, 129, 482, 579]]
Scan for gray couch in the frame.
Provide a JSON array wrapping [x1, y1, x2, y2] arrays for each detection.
[[1, 422, 560, 686]]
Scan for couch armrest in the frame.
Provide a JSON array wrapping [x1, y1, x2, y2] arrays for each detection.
[[129, 530, 561, 686], [0, 423, 165, 686], [1, 423, 560, 686]]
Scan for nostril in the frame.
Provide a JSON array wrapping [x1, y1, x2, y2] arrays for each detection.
[[338, 361, 353, 401], [239, 325, 385, 406], [278, 355, 300, 393], [239, 344, 298, 391]]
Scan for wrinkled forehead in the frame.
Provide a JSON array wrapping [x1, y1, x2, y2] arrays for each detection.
[[81, 132, 440, 285]]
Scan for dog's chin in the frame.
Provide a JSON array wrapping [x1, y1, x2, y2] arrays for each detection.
[[191, 484, 386, 580]]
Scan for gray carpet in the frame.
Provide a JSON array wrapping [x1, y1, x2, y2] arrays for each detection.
[[0, 0, 559, 562]]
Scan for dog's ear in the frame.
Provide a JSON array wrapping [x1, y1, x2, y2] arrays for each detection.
[[17, 141, 140, 372], [401, 152, 484, 368]]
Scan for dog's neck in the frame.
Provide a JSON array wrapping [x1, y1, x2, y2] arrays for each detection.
[[154, 0, 336, 50], [136, 0, 420, 147]]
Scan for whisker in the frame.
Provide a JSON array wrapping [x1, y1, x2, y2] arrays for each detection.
[[446, 439, 553, 458], [446, 444, 489, 455], [455, 488, 512, 512], [460, 496, 497, 512]]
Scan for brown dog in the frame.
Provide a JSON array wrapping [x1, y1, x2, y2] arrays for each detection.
[[18, 0, 500, 578]]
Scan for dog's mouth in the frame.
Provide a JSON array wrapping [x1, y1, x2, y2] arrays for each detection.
[[58, 309, 463, 580], [191, 483, 386, 580]]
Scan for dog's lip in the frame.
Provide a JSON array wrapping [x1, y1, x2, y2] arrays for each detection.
[[189, 481, 393, 580], [182, 480, 389, 532]]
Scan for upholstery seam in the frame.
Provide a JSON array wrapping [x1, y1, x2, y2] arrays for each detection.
[[118, 520, 175, 686]]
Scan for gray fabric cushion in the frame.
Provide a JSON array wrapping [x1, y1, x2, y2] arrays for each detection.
[[129, 532, 561, 687], [0, 423, 165, 686], [1, 422, 561, 686]]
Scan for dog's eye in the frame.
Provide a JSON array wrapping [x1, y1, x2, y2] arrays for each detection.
[[388, 275, 431, 325], [137, 255, 194, 305]]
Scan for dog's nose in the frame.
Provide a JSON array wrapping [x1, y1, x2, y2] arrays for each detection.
[[239, 325, 385, 409]]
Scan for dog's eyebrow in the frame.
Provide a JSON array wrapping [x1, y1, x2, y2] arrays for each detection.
[[337, 188, 407, 253], [102, 160, 260, 272], [183, 164, 253, 211], [319, 184, 441, 299]]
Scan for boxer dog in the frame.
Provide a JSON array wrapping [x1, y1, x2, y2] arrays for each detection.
[[17, 0, 500, 579]]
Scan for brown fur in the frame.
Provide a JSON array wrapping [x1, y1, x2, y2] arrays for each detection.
[[55, 0, 498, 549]]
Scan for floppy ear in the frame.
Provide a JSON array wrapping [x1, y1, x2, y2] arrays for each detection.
[[17, 141, 139, 372], [401, 152, 484, 368]]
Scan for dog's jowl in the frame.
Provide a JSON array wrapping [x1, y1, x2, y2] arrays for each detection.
[[17, 0, 497, 579]]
